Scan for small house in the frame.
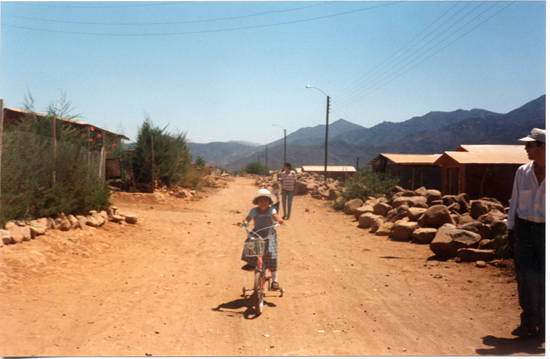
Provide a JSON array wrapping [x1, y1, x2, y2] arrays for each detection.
[[368, 153, 442, 191], [301, 165, 356, 182], [433, 145, 528, 204]]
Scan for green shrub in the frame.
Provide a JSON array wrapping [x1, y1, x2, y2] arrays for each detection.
[[333, 168, 399, 210], [242, 161, 269, 176], [129, 115, 193, 188]]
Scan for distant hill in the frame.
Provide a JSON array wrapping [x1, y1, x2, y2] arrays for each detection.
[[228, 140, 262, 147], [189, 95, 545, 172]]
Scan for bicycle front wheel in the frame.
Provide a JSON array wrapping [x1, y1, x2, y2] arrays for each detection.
[[253, 271, 264, 315]]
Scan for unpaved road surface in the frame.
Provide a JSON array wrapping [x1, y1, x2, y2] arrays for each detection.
[[0, 177, 545, 356]]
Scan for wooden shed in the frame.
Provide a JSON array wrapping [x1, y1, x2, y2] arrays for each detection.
[[368, 153, 442, 191], [433, 145, 528, 204], [301, 165, 356, 182]]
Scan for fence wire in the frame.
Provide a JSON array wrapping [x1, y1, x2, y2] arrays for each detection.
[[0, 131, 105, 223]]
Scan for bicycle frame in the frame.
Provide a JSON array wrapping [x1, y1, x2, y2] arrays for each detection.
[[237, 222, 284, 315]]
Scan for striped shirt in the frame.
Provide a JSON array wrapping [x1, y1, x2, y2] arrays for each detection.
[[281, 170, 297, 191], [507, 161, 546, 229]]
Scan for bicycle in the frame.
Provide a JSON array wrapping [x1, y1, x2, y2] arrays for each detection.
[[236, 221, 284, 315]]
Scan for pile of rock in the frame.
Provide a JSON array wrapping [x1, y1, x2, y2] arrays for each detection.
[[0, 206, 138, 247], [343, 186, 510, 263], [256, 171, 340, 200]]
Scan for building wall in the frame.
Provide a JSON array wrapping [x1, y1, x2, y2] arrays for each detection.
[[385, 165, 442, 191], [463, 164, 522, 205]]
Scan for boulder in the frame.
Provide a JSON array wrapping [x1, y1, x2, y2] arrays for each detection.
[[295, 181, 308, 195], [455, 193, 471, 213], [478, 209, 507, 224], [344, 199, 364, 215], [448, 202, 461, 214], [86, 215, 100, 227], [386, 205, 410, 223], [0, 229, 10, 245], [408, 207, 427, 222], [414, 187, 428, 196], [5, 222, 24, 244], [67, 215, 80, 230], [371, 216, 386, 233], [29, 219, 48, 237], [373, 202, 392, 217], [418, 205, 454, 228], [76, 215, 88, 229], [458, 221, 493, 240], [412, 228, 438, 244], [457, 214, 476, 225], [125, 215, 138, 224], [375, 222, 393, 236], [55, 214, 72, 231], [358, 212, 379, 229], [392, 221, 419, 241], [354, 205, 374, 220], [457, 248, 496, 262], [426, 190, 442, 204], [489, 221, 507, 237], [442, 195, 458, 206], [470, 199, 505, 219], [429, 226, 482, 257]]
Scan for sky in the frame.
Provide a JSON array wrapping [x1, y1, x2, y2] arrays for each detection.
[[0, 1, 546, 145]]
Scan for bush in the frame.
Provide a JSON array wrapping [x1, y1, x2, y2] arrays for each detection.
[[242, 161, 269, 176], [129, 115, 193, 188], [333, 168, 399, 210], [1, 93, 111, 224]]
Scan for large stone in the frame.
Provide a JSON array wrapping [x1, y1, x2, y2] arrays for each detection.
[[386, 205, 410, 223], [67, 215, 80, 230], [125, 215, 138, 224], [429, 226, 482, 257], [29, 219, 48, 237], [344, 199, 364, 215], [458, 221, 492, 239], [0, 229, 10, 245], [426, 190, 442, 204], [295, 181, 308, 195], [375, 222, 393, 236], [371, 216, 386, 233], [55, 214, 72, 231], [5, 222, 24, 244], [418, 205, 454, 228], [354, 205, 374, 220], [470, 199, 505, 219], [373, 202, 392, 217], [412, 228, 438, 244], [392, 221, 420, 241], [478, 209, 507, 224], [76, 215, 88, 229], [86, 215, 100, 227], [408, 207, 427, 222], [457, 248, 496, 262], [358, 213, 384, 229]]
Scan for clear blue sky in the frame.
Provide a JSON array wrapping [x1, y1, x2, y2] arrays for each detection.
[[1, 1, 546, 144]]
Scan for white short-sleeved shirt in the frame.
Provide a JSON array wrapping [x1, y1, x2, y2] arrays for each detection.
[[507, 161, 546, 229]]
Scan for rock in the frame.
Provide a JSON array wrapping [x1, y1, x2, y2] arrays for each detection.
[[392, 221, 420, 241], [478, 209, 507, 224], [412, 228, 438, 244], [489, 221, 507, 237], [470, 199, 505, 219], [375, 222, 393, 236], [354, 205, 374, 220], [358, 213, 384, 229], [414, 187, 428, 196], [91, 212, 105, 227], [418, 205, 454, 228], [29, 219, 48, 237], [430, 200, 444, 206], [442, 195, 458, 206], [429, 226, 482, 257], [0, 229, 11, 245], [344, 199, 363, 215], [386, 205, 410, 223], [76, 215, 88, 229], [476, 261, 487, 268], [478, 239, 494, 250], [373, 202, 392, 217], [448, 202, 461, 214], [458, 221, 492, 240], [56, 214, 72, 231], [295, 181, 308, 195], [68, 215, 80, 230], [86, 215, 100, 227], [457, 248, 496, 262], [457, 214, 476, 225], [111, 215, 125, 223], [408, 207, 427, 222], [125, 215, 138, 224], [371, 216, 386, 233], [455, 193, 471, 213], [426, 190, 442, 204], [5, 222, 24, 244]]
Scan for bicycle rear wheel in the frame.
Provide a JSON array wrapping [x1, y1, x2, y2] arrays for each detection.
[[253, 271, 264, 315]]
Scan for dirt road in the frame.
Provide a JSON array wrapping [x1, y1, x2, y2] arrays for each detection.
[[0, 177, 544, 356]]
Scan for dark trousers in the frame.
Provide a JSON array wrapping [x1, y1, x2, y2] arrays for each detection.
[[514, 218, 545, 329]]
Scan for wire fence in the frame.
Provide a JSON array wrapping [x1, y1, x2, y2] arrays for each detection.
[[0, 130, 105, 223]]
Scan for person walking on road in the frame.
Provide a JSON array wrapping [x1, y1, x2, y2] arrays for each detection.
[[281, 162, 297, 220], [507, 128, 546, 338]]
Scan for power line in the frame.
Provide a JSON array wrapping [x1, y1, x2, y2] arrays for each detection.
[[3, 1, 402, 36], [4, 1, 340, 26]]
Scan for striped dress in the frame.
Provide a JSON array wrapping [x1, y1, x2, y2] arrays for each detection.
[[241, 207, 278, 270]]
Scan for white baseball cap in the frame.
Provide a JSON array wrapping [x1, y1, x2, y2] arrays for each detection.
[[518, 128, 545, 143]]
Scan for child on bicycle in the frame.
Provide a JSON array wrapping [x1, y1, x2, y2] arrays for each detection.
[[238, 189, 284, 290]]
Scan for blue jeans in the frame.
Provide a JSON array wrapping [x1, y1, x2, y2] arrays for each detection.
[[281, 189, 294, 218], [514, 218, 545, 329]]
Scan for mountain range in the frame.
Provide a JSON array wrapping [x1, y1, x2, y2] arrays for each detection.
[[189, 95, 546, 172]]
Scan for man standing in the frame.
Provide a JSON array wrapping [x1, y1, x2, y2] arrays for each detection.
[[507, 128, 545, 338], [281, 162, 297, 220]]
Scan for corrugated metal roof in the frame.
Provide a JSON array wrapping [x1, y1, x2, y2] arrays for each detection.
[[302, 166, 356, 172], [377, 153, 442, 165], [434, 145, 528, 165], [4, 107, 130, 141]]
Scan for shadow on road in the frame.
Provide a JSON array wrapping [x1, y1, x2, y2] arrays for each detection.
[[212, 297, 276, 319], [476, 334, 545, 355]]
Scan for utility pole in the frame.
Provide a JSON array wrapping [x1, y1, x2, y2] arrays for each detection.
[[324, 95, 330, 182], [265, 146, 268, 174]]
